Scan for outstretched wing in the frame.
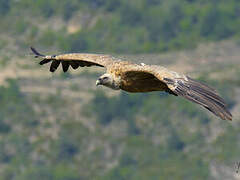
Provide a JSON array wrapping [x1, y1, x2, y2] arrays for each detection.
[[121, 64, 232, 121], [30, 47, 114, 72]]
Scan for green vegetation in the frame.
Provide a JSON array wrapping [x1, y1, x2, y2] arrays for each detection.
[[84, 77, 237, 179], [0, 79, 38, 129], [0, 76, 237, 179], [0, 0, 240, 179], [1, 0, 240, 53]]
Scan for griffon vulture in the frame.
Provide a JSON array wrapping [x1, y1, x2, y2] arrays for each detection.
[[30, 47, 232, 121]]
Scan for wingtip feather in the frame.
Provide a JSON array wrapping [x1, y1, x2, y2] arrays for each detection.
[[173, 77, 233, 121], [30, 46, 45, 57]]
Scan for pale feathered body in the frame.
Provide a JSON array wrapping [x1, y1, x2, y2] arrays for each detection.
[[31, 47, 232, 120]]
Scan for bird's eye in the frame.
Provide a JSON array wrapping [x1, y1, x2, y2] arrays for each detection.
[[103, 77, 108, 80]]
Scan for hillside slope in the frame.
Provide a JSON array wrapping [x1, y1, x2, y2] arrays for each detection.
[[1, 0, 240, 54], [0, 41, 239, 179]]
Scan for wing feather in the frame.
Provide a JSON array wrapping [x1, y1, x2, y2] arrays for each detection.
[[61, 61, 70, 72], [170, 77, 232, 120], [31, 47, 114, 72], [39, 59, 51, 65], [50, 60, 60, 72], [121, 64, 232, 120], [69, 61, 79, 69]]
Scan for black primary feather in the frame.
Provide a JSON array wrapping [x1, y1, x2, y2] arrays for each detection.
[[39, 59, 51, 65], [172, 77, 232, 120], [50, 61, 60, 72], [70, 61, 79, 69], [61, 61, 70, 72], [30, 47, 45, 57]]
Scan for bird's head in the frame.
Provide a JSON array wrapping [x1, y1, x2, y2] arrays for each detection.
[[96, 73, 120, 90]]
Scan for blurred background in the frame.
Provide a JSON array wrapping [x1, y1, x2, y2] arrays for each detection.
[[0, 0, 240, 179]]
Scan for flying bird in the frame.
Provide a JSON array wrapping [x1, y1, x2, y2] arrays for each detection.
[[30, 47, 232, 121]]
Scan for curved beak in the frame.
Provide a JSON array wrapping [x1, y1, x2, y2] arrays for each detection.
[[96, 79, 101, 86]]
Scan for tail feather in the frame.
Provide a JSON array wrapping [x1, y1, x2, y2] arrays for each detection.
[[173, 77, 232, 120]]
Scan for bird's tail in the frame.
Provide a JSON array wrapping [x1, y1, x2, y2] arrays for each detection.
[[173, 77, 232, 120]]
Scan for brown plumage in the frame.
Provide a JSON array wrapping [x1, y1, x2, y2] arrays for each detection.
[[30, 47, 232, 121]]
